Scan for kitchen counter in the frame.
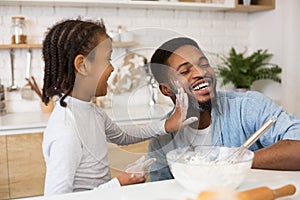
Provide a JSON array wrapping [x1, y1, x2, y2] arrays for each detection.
[[0, 103, 173, 136], [20, 169, 300, 200]]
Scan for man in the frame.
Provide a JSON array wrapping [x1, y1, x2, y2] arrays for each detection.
[[147, 37, 300, 181]]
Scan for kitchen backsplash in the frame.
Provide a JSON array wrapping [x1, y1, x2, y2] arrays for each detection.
[[0, 5, 250, 113]]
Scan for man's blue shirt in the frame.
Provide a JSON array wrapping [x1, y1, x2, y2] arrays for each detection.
[[148, 91, 300, 181]]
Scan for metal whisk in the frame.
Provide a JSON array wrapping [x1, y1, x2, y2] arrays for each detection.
[[216, 115, 278, 163]]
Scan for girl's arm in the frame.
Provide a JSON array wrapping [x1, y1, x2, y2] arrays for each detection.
[[104, 116, 167, 145], [103, 88, 197, 145]]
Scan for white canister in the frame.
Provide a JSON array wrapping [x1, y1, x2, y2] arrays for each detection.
[[243, 0, 251, 5], [120, 31, 134, 43]]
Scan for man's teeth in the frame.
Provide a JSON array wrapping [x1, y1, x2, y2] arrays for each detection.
[[193, 82, 209, 91]]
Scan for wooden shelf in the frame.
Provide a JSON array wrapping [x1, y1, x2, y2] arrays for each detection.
[[0, 42, 139, 49], [232, 0, 275, 12], [0, 44, 42, 49], [112, 41, 139, 48]]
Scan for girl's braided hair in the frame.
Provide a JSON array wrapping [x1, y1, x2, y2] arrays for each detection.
[[42, 18, 107, 107]]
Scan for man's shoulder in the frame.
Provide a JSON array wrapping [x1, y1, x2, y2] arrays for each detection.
[[217, 90, 268, 102], [214, 90, 273, 116]]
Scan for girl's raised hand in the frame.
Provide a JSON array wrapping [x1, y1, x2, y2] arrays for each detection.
[[164, 81, 198, 133]]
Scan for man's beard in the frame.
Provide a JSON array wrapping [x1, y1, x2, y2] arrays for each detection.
[[190, 97, 211, 112], [198, 100, 212, 112], [188, 89, 216, 112]]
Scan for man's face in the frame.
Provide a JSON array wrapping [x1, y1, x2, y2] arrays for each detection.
[[166, 45, 217, 110]]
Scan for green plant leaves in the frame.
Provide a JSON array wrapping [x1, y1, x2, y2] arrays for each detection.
[[217, 48, 282, 89]]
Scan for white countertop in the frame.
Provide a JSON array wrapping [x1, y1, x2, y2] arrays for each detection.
[[0, 111, 50, 135], [20, 169, 300, 200], [0, 103, 173, 136]]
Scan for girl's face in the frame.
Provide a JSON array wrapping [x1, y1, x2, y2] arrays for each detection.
[[84, 35, 114, 98]]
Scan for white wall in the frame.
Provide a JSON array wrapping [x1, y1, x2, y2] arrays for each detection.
[[282, 0, 300, 116], [250, 0, 300, 116]]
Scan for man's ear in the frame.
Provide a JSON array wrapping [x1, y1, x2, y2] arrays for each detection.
[[74, 54, 88, 76], [159, 84, 174, 97]]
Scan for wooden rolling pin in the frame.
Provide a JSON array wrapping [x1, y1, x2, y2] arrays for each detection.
[[197, 184, 296, 200]]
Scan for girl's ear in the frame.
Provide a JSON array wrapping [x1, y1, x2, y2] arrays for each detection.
[[74, 54, 88, 76]]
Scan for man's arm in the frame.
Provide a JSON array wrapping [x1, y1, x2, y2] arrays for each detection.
[[240, 92, 300, 170], [252, 140, 300, 170]]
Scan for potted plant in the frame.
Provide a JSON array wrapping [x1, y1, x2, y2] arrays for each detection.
[[216, 47, 282, 90]]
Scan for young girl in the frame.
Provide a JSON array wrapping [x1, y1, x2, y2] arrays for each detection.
[[41, 19, 196, 196]]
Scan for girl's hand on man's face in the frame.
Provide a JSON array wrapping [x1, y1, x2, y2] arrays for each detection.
[[165, 81, 198, 133]]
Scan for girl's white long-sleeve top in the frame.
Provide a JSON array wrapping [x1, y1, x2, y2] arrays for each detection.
[[42, 96, 167, 196]]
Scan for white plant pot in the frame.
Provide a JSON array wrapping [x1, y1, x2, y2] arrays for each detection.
[[235, 88, 249, 92], [243, 0, 251, 5]]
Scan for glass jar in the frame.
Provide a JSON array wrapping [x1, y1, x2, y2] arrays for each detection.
[[11, 16, 27, 44]]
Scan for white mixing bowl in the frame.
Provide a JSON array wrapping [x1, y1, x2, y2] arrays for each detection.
[[166, 146, 254, 193]]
